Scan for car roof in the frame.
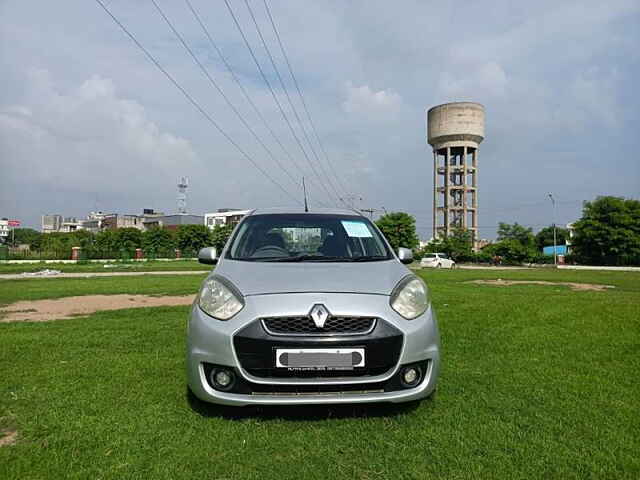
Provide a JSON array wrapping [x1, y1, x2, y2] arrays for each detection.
[[249, 207, 364, 216]]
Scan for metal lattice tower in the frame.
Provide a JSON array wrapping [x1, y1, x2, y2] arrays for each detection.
[[177, 177, 188, 214], [427, 102, 485, 243]]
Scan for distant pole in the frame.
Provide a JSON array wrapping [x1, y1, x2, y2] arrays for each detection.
[[361, 208, 375, 219], [548, 193, 557, 267], [302, 177, 309, 212]]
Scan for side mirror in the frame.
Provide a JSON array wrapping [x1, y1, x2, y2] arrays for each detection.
[[198, 247, 218, 265], [397, 247, 414, 265]]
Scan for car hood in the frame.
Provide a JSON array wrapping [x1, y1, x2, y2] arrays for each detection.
[[212, 259, 410, 296]]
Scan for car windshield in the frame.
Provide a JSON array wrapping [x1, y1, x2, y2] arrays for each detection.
[[227, 213, 392, 262]]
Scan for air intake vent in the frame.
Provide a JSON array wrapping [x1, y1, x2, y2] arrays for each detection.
[[262, 316, 376, 336]]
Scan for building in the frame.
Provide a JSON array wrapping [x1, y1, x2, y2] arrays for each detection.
[[0, 219, 8, 242], [101, 214, 145, 231], [427, 102, 485, 246], [143, 214, 204, 230], [204, 209, 251, 229], [42, 214, 63, 233], [59, 217, 82, 233], [79, 211, 109, 233], [566, 222, 576, 253]]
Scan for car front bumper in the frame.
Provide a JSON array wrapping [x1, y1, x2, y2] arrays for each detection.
[[186, 292, 440, 406]]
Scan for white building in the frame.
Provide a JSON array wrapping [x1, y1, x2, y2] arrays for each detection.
[[42, 214, 63, 233], [0, 219, 9, 242], [204, 209, 251, 229]]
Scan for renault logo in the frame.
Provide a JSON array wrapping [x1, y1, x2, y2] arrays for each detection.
[[309, 304, 330, 329]]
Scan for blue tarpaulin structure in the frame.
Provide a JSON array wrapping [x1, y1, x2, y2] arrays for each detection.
[[543, 245, 568, 256]]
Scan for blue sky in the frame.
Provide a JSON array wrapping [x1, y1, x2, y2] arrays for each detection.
[[1, 0, 638, 239]]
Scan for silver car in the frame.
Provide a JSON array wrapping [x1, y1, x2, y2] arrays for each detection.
[[187, 208, 440, 406]]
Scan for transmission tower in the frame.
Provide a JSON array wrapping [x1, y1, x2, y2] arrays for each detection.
[[177, 177, 188, 214]]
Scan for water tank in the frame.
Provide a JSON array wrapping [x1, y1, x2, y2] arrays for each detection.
[[427, 102, 485, 148]]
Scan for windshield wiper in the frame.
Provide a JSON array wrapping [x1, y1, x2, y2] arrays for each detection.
[[244, 254, 389, 262], [261, 255, 348, 262], [349, 255, 388, 262]]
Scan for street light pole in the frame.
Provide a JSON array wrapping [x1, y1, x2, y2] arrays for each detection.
[[548, 193, 557, 267]]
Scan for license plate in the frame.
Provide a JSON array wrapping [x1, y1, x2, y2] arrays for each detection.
[[275, 348, 365, 371]]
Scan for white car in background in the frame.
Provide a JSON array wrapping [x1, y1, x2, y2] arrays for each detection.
[[420, 253, 456, 269]]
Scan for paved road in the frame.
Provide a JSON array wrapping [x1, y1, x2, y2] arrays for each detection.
[[558, 265, 640, 272], [0, 270, 210, 280]]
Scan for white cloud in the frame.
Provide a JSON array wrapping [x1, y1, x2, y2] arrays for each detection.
[[570, 67, 620, 129], [0, 69, 199, 193], [439, 61, 508, 100], [342, 82, 402, 116]]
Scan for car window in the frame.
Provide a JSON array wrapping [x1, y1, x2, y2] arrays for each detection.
[[227, 214, 392, 262]]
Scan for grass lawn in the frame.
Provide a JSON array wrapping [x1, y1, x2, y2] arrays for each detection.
[[0, 269, 638, 479], [0, 260, 207, 274]]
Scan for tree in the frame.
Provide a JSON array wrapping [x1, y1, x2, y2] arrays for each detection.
[[375, 212, 419, 251], [40, 232, 72, 253], [176, 225, 212, 254], [70, 230, 95, 249], [142, 227, 176, 255], [210, 224, 234, 252], [10, 228, 41, 248], [491, 222, 537, 264], [571, 196, 640, 265], [115, 228, 142, 252], [497, 222, 535, 248], [419, 228, 474, 262], [95, 230, 119, 253], [443, 228, 474, 261], [535, 226, 569, 251]]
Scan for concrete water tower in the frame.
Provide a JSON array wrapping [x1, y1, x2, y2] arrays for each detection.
[[427, 102, 485, 243]]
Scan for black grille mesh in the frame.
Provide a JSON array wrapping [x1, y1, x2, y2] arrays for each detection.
[[262, 316, 376, 335]]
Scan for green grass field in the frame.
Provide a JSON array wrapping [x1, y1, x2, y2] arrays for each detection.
[[0, 260, 206, 274], [1, 269, 638, 479]]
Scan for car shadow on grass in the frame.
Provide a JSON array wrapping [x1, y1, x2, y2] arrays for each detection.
[[186, 388, 430, 421]]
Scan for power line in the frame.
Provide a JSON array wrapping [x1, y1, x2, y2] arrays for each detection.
[[261, 0, 349, 199], [94, 0, 299, 205], [395, 199, 584, 218], [243, 0, 341, 204], [150, 0, 301, 194], [183, 0, 330, 208], [414, 223, 573, 231], [223, 0, 337, 206]]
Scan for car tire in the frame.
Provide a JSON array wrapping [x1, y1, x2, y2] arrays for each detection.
[[436, 263, 442, 269], [451, 263, 456, 269]]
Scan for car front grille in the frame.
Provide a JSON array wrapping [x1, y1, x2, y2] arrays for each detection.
[[233, 319, 403, 379], [262, 316, 376, 335]]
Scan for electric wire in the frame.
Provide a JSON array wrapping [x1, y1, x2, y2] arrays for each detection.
[[262, 0, 350, 199], [243, 0, 341, 204], [182, 0, 328, 208], [94, 0, 300, 205], [150, 0, 301, 192], [223, 0, 337, 206]]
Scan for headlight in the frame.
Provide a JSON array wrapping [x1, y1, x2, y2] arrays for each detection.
[[198, 276, 244, 320], [390, 276, 430, 320]]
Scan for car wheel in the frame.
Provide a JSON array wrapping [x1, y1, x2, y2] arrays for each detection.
[[436, 263, 442, 269], [451, 263, 456, 269]]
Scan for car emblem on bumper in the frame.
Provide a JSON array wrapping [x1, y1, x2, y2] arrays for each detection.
[[309, 304, 330, 328]]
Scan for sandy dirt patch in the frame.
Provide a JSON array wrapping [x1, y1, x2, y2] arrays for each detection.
[[0, 430, 18, 447], [466, 279, 614, 291], [0, 294, 196, 323]]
